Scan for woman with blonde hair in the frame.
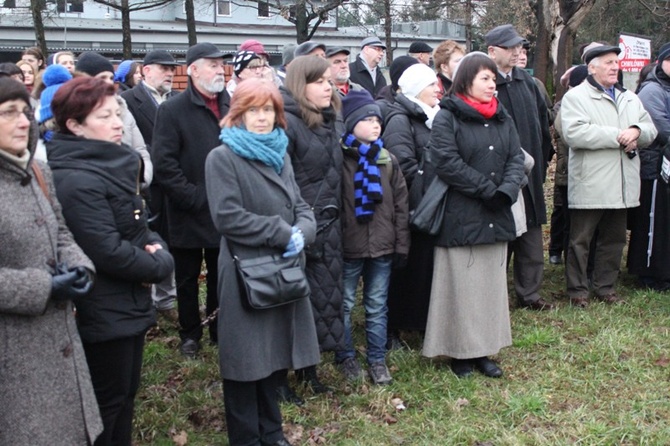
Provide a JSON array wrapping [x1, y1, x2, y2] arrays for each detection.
[[54, 51, 76, 73], [279, 55, 344, 400], [432, 40, 466, 99], [205, 77, 318, 446]]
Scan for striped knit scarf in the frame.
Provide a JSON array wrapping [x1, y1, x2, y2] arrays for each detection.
[[344, 133, 384, 222]]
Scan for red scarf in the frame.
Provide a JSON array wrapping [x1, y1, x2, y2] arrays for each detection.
[[456, 93, 498, 119]]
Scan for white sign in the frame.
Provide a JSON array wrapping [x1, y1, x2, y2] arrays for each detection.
[[618, 34, 652, 72]]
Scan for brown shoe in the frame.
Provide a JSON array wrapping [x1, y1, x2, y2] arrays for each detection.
[[569, 296, 589, 308], [595, 293, 625, 304], [521, 298, 555, 311]]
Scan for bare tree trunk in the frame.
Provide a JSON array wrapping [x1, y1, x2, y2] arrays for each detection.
[[295, 1, 309, 43], [384, 0, 392, 64], [464, 0, 472, 52], [121, 0, 132, 59], [30, 0, 47, 58], [550, 0, 597, 101], [534, 0, 551, 86], [184, 0, 197, 46]]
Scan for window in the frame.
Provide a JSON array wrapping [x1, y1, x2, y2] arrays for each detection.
[[258, 0, 269, 17], [3, 0, 16, 8], [217, 0, 230, 16], [56, 0, 83, 12]]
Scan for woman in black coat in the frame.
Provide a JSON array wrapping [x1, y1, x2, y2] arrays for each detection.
[[48, 77, 174, 446], [422, 53, 524, 379], [280, 55, 344, 399], [383, 63, 441, 346]]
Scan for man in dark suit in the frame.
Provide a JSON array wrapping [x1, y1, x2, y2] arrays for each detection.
[[122, 50, 181, 317], [152, 43, 231, 358], [349, 36, 387, 97]]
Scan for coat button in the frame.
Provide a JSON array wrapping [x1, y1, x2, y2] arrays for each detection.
[[490, 172, 496, 177], [55, 301, 67, 310], [61, 343, 73, 358], [35, 217, 46, 225], [489, 223, 494, 228], [286, 203, 292, 209], [489, 145, 494, 150], [484, 123, 489, 127]]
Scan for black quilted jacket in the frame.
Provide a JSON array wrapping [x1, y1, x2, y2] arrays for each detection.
[[281, 89, 345, 352]]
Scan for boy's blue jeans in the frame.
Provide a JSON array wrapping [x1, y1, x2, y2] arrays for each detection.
[[335, 255, 392, 365]]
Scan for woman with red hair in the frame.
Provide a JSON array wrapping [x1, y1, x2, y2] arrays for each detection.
[[205, 78, 319, 446]]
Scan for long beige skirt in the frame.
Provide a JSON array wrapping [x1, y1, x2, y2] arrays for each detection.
[[422, 243, 512, 359]]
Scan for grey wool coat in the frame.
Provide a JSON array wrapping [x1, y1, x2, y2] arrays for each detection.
[[205, 143, 320, 382], [0, 157, 103, 445]]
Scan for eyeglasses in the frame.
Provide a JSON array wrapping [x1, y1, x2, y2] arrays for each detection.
[[0, 108, 33, 122], [369, 46, 385, 53], [245, 64, 270, 72]]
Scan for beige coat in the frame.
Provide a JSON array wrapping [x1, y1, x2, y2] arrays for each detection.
[[560, 79, 657, 209]]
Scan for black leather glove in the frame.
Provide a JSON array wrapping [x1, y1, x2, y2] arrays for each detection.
[[51, 266, 94, 301], [483, 191, 512, 211], [392, 253, 408, 270]]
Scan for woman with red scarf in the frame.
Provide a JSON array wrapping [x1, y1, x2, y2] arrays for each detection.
[[421, 52, 525, 379]]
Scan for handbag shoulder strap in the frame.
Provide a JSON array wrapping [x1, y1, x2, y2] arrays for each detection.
[[31, 162, 51, 203]]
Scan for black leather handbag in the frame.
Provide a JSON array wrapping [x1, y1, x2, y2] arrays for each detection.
[[234, 253, 310, 310], [409, 176, 449, 236]]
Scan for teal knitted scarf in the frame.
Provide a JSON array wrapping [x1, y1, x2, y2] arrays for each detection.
[[220, 126, 288, 174]]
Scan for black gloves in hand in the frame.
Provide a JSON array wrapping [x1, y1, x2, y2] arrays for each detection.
[[392, 253, 408, 270], [484, 191, 512, 211], [51, 265, 94, 301]]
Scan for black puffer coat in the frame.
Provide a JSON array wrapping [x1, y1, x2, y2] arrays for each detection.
[[429, 95, 525, 248], [382, 93, 432, 190], [48, 134, 174, 343], [281, 89, 344, 352]]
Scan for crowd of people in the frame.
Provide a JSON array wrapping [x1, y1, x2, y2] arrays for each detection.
[[1, 23, 667, 445]]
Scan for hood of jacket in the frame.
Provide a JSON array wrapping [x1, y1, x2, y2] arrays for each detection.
[[47, 133, 140, 195]]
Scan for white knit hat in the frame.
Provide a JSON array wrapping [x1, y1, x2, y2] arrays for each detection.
[[398, 63, 438, 98]]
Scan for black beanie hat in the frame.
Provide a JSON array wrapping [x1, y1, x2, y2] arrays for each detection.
[[569, 65, 589, 88], [389, 56, 419, 91], [76, 52, 114, 77], [341, 90, 382, 135]]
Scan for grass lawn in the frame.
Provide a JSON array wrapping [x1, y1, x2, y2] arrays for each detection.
[[133, 169, 670, 445]]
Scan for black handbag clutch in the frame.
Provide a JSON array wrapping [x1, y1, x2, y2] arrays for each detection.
[[234, 253, 310, 310], [409, 176, 449, 236]]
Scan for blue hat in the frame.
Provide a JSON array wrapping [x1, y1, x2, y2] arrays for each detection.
[[114, 60, 133, 83], [341, 89, 382, 135], [39, 64, 72, 124]]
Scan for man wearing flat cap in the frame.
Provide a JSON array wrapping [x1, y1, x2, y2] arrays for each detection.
[[408, 41, 433, 65], [294, 41, 327, 58], [486, 24, 555, 311], [349, 36, 387, 96], [152, 42, 232, 357], [560, 44, 656, 307], [122, 50, 182, 317], [327, 47, 363, 96]]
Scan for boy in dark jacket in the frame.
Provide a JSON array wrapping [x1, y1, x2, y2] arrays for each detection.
[[334, 90, 410, 385]]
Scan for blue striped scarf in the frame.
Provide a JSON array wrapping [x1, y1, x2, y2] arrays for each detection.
[[344, 133, 384, 222]]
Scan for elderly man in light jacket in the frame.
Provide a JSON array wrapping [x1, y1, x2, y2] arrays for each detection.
[[559, 44, 657, 307]]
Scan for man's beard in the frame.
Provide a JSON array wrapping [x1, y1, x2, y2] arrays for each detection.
[[334, 70, 350, 84], [200, 76, 226, 94]]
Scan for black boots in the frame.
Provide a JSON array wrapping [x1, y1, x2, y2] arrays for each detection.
[[295, 365, 331, 394]]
